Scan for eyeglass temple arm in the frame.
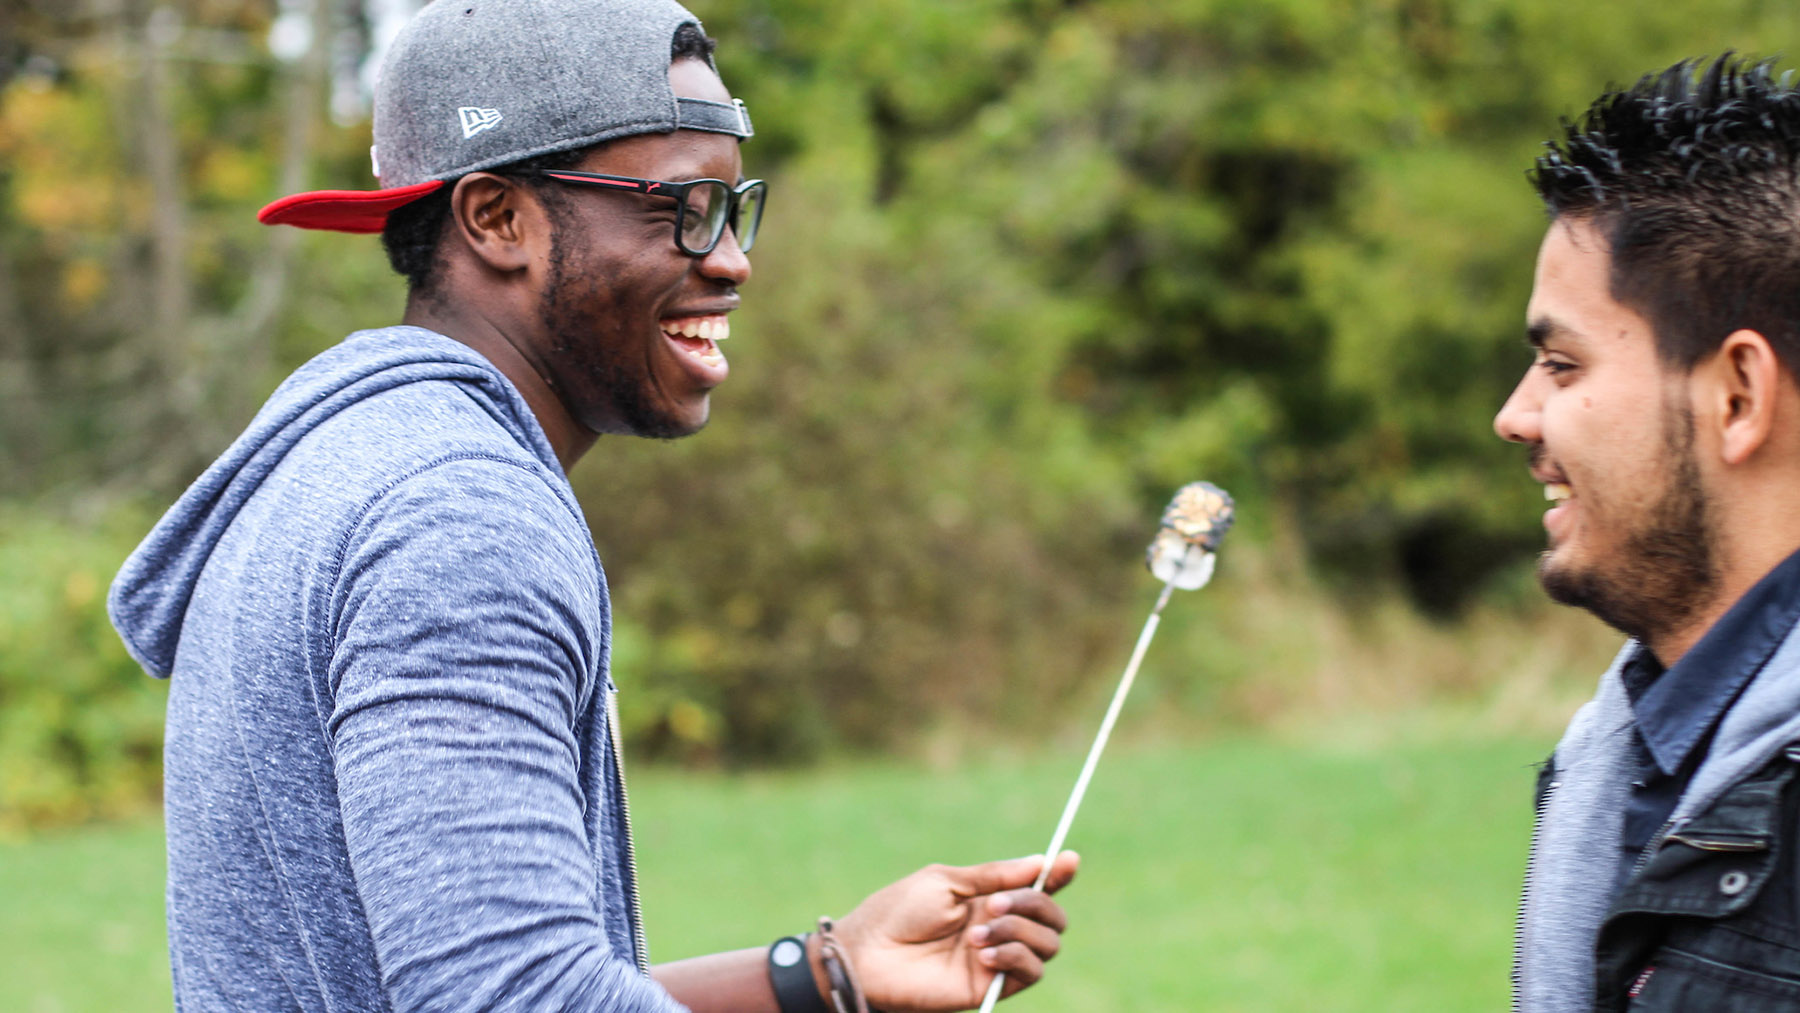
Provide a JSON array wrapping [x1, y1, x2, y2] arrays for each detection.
[[539, 170, 671, 195]]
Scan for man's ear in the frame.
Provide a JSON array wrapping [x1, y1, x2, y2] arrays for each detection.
[[446, 172, 541, 274], [1709, 329, 1783, 466]]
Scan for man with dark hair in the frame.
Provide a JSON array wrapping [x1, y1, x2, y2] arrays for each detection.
[[108, 2, 1076, 1011], [1499, 56, 1800, 1010]]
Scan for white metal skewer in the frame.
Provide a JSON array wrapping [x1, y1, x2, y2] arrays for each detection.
[[975, 568, 1184, 1013]]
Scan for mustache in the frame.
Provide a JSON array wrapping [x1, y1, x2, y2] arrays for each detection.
[[1528, 444, 1547, 472]]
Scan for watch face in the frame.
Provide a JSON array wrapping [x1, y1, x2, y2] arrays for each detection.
[[772, 938, 806, 967]]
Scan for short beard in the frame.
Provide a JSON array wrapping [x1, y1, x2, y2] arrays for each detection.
[[1537, 402, 1716, 645], [536, 199, 697, 441]]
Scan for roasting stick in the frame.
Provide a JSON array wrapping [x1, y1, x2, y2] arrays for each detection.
[[1017, 571, 1179, 885], [976, 482, 1235, 1013]]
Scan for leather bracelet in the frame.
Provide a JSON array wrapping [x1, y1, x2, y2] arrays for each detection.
[[768, 934, 830, 1013], [817, 917, 874, 1013]]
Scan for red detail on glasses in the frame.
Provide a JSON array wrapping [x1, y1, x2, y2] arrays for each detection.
[[646, 181, 662, 192], [546, 172, 639, 189]]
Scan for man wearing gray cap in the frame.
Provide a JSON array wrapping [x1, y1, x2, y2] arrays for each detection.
[[107, 2, 1077, 1011]]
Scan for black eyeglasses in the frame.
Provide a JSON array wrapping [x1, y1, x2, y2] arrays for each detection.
[[535, 170, 767, 257]]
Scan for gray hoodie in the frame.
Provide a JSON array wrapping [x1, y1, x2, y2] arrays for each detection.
[[110, 326, 681, 1012], [1516, 622, 1800, 1011]]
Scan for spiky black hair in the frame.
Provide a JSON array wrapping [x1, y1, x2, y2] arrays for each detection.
[[1531, 55, 1800, 374]]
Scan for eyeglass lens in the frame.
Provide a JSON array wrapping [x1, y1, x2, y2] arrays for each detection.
[[734, 183, 765, 252], [680, 181, 766, 255]]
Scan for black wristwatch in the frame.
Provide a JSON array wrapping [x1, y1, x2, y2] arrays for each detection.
[[768, 934, 830, 1013]]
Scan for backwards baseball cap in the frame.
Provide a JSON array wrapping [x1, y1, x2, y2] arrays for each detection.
[[258, 0, 754, 234]]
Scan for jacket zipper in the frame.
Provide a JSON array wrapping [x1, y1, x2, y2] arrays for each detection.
[[1580, 813, 1684, 1008], [1628, 816, 1681, 882], [1512, 775, 1676, 1010], [1513, 772, 1557, 1013], [608, 689, 651, 975]]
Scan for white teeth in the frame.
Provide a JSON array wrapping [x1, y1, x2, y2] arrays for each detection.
[[662, 315, 730, 342], [1545, 483, 1572, 502]]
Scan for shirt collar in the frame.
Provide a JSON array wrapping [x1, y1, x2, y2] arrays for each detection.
[[1629, 546, 1800, 776]]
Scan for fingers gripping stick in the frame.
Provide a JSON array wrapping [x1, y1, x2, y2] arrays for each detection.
[[977, 482, 1233, 1013]]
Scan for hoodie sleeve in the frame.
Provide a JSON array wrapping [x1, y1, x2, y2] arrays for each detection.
[[323, 456, 683, 1013]]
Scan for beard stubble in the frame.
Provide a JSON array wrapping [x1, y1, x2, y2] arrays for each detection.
[[1536, 401, 1718, 646], [536, 200, 697, 442]]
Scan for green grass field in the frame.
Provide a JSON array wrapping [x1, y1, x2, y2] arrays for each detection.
[[0, 732, 1547, 1012]]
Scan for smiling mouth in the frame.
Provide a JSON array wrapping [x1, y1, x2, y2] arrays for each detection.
[[1544, 482, 1572, 503], [662, 313, 728, 369]]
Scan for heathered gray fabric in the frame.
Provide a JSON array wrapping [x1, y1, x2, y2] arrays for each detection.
[[1515, 645, 1637, 1013], [372, 0, 748, 188], [1516, 621, 1800, 1011], [109, 326, 684, 1013]]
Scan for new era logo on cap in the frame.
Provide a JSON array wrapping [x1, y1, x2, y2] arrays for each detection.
[[258, 1, 760, 234], [458, 107, 503, 139]]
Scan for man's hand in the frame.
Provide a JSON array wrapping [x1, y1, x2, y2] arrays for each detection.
[[834, 852, 1080, 1012]]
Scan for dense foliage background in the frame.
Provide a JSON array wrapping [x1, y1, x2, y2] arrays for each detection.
[[4, 0, 1788, 827]]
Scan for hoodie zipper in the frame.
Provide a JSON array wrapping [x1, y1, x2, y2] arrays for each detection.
[[607, 689, 651, 975], [1513, 772, 1557, 1012]]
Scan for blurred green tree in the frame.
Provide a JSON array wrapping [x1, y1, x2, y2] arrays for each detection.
[[6, 0, 1800, 799]]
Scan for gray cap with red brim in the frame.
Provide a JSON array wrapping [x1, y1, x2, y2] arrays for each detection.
[[258, 0, 753, 234]]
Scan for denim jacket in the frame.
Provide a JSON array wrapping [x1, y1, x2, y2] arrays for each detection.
[[1562, 744, 1800, 1010]]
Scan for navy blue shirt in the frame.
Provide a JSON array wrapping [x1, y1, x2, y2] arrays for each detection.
[[1616, 547, 1800, 891]]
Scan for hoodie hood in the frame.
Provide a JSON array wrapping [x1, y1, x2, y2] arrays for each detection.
[[108, 326, 561, 678]]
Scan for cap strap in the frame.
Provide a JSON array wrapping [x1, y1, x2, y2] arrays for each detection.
[[676, 96, 754, 138]]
